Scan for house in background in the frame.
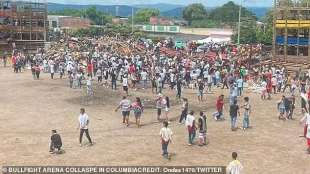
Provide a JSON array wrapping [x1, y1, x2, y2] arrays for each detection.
[[150, 16, 175, 25], [48, 15, 91, 31], [112, 16, 129, 25], [0, 0, 47, 53]]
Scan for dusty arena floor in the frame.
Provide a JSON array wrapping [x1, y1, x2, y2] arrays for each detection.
[[0, 67, 309, 174]]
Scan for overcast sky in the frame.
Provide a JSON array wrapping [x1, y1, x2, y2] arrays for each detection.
[[48, 0, 273, 7]]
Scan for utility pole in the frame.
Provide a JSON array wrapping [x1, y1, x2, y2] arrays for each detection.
[[131, 7, 134, 34], [237, 0, 242, 45], [272, 0, 277, 62]]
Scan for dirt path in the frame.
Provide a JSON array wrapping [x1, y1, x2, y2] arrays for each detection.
[[0, 67, 309, 174]]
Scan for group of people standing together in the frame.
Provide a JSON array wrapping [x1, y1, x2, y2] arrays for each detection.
[[5, 34, 310, 174]]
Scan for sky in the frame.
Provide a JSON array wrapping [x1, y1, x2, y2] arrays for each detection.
[[47, 0, 273, 7]]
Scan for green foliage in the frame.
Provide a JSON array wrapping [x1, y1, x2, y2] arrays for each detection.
[[256, 27, 273, 45], [231, 10, 273, 45], [49, 8, 83, 17], [134, 8, 160, 24], [182, 3, 207, 25], [71, 24, 143, 37], [232, 18, 257, 44], [191, 19, 219, 28], [209, 1, 257, 28], [300, 0, 309, 6], [49, 7, 112, 25]]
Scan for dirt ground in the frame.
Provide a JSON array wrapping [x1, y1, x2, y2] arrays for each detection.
[[0, 67, 309, 174]]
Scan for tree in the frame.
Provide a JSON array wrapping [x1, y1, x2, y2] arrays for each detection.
[[49, 7, 112, 26], [191, 19, 219, 28], [209, 1, 257, 28], [254, 10, 273, 45], [232, 17, 257, 44], [299, 0, 309, 6], [134, 8, 160, 24], [49, 8, 83, 17], [182, 3, 207, 25]]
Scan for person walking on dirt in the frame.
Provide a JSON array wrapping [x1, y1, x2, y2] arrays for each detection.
[[198, 111, 207, 146], [122, 74, 129, 96], [197, 79, 205, 103], [241, 97, 251, 130], [131, 97, 143, 128], [162, 96, 170, 121], [78, 108, 93, 146], [300, 109, 310, 154], [230, 100, 240, 131], [185, 110, 196, 146], [215, 95, 224, 120], [35, 64, 40, 79], [179, 98, 188, 124], [155, 94, 164, 121], [159, 121, 173, 159], [115, 96, 131, 126], [176, 78, 182, 100]]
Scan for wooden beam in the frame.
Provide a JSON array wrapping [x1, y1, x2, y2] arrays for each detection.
[[284, 5, 288, 62], [308, 29, 310, 64]]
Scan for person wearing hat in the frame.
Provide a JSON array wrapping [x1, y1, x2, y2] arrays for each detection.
[[49, 130, 62, 153]]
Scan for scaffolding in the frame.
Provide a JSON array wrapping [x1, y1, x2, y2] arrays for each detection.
[[0, 0, 47, 53], [272, 0, 310, 63]]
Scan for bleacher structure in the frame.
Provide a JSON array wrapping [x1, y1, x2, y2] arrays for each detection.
[[0, 0, 47, 54], [271, 0, 310, 71]]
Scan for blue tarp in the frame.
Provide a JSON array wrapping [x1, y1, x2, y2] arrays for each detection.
[[276, 36, 309, 45]]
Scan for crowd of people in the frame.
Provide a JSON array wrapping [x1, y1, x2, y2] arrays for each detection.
[[2, 33, 310, 174]]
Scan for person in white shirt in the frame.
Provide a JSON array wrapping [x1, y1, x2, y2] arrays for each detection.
[[86, 76, 93, 96], [78, 108, 93, 146], [207, 74, 212, 93], [227, 152, 243, 174], [140, 70, 148, 89], [122, 75, 129, 96], [261, 80, 267, 100], [185, 110, 196, 146], [115, 96, 131, 126], [159, 121, 173, 158], [49, 60, 55, 79], [96, 68, 102, 83]]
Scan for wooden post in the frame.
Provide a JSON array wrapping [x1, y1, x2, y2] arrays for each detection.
[[308, 29, 310, 64], [284, 9, 288, 62], [272, 0, 277, 62], [296, 10, 300, 57]]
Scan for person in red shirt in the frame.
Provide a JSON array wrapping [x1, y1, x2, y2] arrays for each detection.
[[87, 62, 93, 78], [216, 95, 225, 120], [307, 88, 310, 111], [12, 55, 17, 73], [266, 78, 272, 100]]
